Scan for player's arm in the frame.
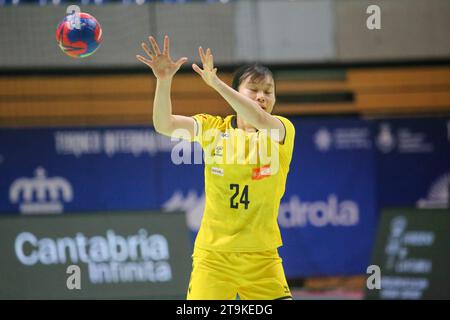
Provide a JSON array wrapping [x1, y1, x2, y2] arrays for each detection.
[[192, 47, 285, 143], [137, 35, 196, 139]]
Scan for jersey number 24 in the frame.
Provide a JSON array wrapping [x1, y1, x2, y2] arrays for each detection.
[[230, 184, 250, 210]]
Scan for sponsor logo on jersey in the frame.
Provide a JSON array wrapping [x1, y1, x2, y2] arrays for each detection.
[[252, 165, 271, 180], [211, 167, 224, 176], [214, 146, 223, 157]]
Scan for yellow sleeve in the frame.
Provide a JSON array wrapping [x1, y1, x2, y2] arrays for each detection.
[[191, 114, 224, 148], [274, 115, 296, 160]]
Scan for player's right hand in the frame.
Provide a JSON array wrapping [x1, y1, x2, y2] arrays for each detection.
[[136, 35, 188, 81]]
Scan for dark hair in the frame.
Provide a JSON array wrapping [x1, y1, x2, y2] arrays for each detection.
[[231, 64, 274, 91]]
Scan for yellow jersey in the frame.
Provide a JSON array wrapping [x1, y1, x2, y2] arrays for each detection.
[[191, 114, 295, 252]]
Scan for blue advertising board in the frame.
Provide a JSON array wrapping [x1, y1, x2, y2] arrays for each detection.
[[0, 127, 168, 212], [374, 118, 450, 208], [278, 118, 378, 276], [1, 116, 448, 278]]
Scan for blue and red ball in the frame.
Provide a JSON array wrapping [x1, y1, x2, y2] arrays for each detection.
[[56, 12, 102, 59]]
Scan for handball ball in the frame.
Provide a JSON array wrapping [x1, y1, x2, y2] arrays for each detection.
[[56, 12, 102, 58]]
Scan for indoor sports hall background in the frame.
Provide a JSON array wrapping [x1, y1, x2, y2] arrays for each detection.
[[0, 0, 449, 299]]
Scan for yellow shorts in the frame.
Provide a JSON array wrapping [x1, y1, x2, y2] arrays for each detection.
[[186, 247, 292, 300]]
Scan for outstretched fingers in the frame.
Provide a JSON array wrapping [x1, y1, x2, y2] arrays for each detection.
[[198, 47, 215, 70], [163, 35, 169, 56], [141, 42, 154, 59], [176, 57, 188, 68], [199, 46, 206, 65], [149, 36, 161, 56], [136, 55, 152, 67], [206, 48, 214, 70], [192, 63, 203, 76]]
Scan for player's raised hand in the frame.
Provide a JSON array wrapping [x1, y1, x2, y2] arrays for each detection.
[[192, 47, 220, 89], [136, 35, 188, 81]]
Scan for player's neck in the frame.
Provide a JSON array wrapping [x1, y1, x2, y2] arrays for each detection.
[[236, 115, 257, 133]]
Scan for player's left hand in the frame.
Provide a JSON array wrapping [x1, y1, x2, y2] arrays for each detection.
[[192, 47, 220, 89]]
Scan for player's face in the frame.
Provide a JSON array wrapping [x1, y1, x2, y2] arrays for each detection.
[[238, 76, 276, 114]]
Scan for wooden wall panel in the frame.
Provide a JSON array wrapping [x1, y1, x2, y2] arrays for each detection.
[[1, 66, 449, 126]]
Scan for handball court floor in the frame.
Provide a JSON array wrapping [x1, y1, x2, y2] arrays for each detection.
[[290, 275, 366, 300]]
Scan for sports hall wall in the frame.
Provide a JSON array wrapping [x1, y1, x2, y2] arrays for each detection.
[[0, 0, 449, 299]]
